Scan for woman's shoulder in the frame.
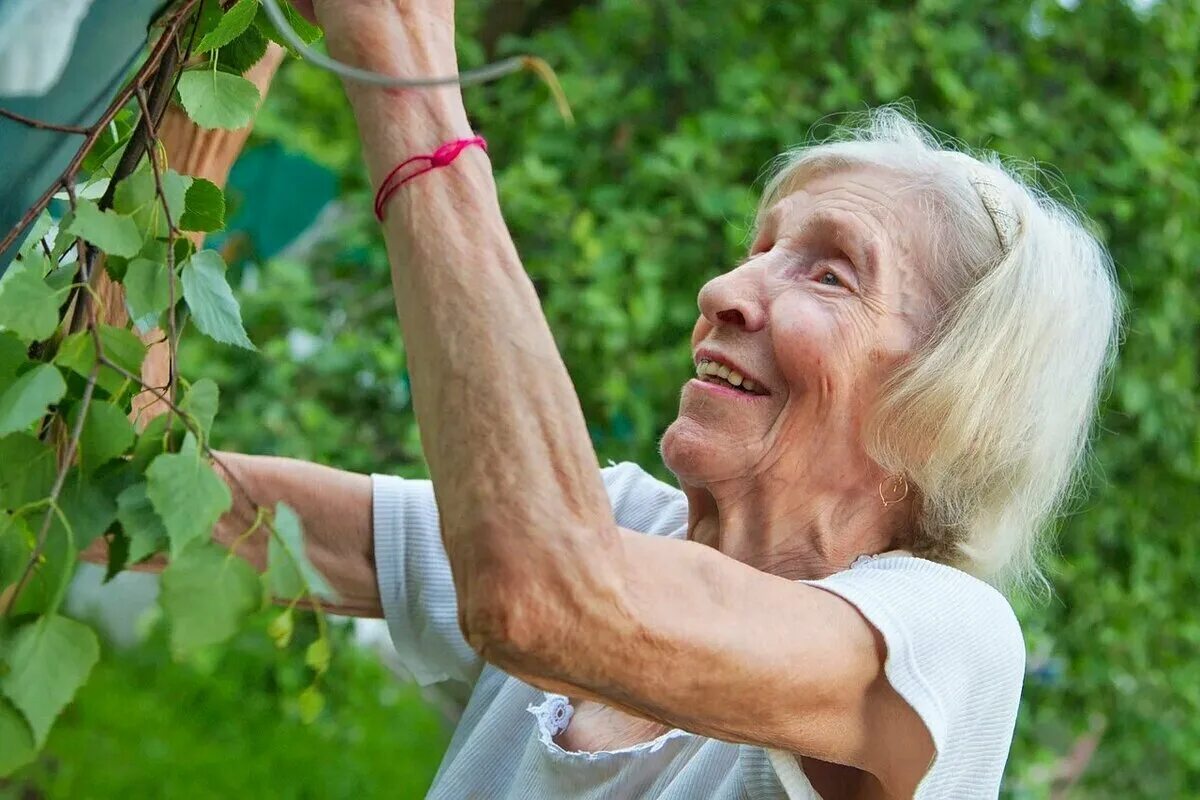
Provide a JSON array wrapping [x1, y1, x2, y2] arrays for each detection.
[[821, 552, 1023, 647], [807, 555, 1025, 779], [817, 554, 1025, 675]]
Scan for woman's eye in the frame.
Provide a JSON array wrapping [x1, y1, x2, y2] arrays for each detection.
[[818, 271, 841, 287]]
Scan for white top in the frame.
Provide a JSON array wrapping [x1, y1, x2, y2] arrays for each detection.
[[372, 462, 1025, 799]]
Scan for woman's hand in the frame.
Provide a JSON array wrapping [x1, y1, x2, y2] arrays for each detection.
[[290, 0, 455, 41]]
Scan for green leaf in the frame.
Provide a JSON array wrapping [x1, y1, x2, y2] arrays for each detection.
[[52, 470, 118, 550], [55, 325, 146, 396], [65, 198, 142, 258], [130, 413, 187, 470], [267, 608, 293, 648], [113, 166, 155, 217], [268, 501, 335, 601], [115, 482, 168, 564], [70, 402, 136, 472], [3, 522, 70, 618], [255, 3, 322, 56], [129, 413, 185, 474], [45, 257, 80, 294], [0, 364, 66, 437], [0, 615, 100, 746], [16, 212, 53, 260], [0, 260, 62, 342], [0, 433, 55, 507], [146, 433, 232, 557], [181, 378, 220, 437], [0, 331, 28, 384], [181, 250, 255, 349], [195, 0, 259, 54], [160, 170, 193, 232], [0, 698, 36, 776], [296, 685, 324, 723], [218, 25, 269, 75], [304, 637, 330, 674], [103, 527, 130, 582], [191, 0, 225, 43], [177, 70, 261, 130], [123, 257, 172, 333], [114, 166, 190, 244], [0, 512, 33, 589], [180, 178, 226, 232], [160, 540, 261, 657]]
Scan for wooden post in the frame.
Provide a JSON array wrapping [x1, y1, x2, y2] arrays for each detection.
[[115, 44, 288, 424]]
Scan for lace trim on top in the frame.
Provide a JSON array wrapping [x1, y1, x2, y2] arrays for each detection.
[[526, 694, 693, 763], [850, 549, 912, 569]]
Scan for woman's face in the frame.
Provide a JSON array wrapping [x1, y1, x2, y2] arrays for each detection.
[[661, 166, 935, 490]]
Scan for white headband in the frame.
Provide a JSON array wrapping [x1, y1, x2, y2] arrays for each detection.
[[969, 173, 1020, 254], [946, 153, 1020, 253]]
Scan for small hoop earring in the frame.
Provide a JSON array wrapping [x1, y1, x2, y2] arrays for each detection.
[[879, 474, 909, 508]]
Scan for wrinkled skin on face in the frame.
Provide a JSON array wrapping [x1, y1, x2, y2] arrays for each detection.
[[661, 166, 937, 571]]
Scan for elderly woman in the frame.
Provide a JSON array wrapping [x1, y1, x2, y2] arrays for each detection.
[[205, 0, 1121, 797]]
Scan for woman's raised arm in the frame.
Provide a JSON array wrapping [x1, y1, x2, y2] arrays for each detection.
[[318, 0, 619, 633]]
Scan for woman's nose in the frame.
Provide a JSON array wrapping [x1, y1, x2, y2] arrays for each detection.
[[697, 266, 766, 332]]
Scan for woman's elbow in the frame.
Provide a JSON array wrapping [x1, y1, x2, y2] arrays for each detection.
[[453, 523, 619, 673], [457, 570, 557, 672]]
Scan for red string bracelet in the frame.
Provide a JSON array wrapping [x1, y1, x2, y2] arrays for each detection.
[[373, 135, 488, 221]]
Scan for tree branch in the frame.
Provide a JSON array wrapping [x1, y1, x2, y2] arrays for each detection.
[[0, 107, 91, 134], [0, 0, 202, 257]]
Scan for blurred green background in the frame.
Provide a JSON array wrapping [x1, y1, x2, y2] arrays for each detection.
[[9, 0, 1200, 796]]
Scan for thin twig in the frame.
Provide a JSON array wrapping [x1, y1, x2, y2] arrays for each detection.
[[1, 367, 100, 616], [100, 362, 334, 620], [96, 357, 261, 523], [61, 183, 101, 337], [135, 85, 181, 397], [0, 107, 91, 134]]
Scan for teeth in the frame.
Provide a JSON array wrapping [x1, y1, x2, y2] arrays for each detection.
[[694, 359, 763, 394]]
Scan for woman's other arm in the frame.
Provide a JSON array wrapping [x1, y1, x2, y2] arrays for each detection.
[[85, 453, 381, 617], [210, 453, 381, 617]]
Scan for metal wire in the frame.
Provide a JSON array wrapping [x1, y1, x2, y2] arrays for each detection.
[[259, 0, 526, 88]]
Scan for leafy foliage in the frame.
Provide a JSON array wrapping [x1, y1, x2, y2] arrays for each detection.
[[0, 0, 335, 777], [0, 0, 1196, 795]]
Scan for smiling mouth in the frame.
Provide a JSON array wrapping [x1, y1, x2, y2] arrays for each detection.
[[694, 359, 768, 395]]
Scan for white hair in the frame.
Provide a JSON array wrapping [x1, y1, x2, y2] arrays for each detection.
[[758, 107, 1122, 591]]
